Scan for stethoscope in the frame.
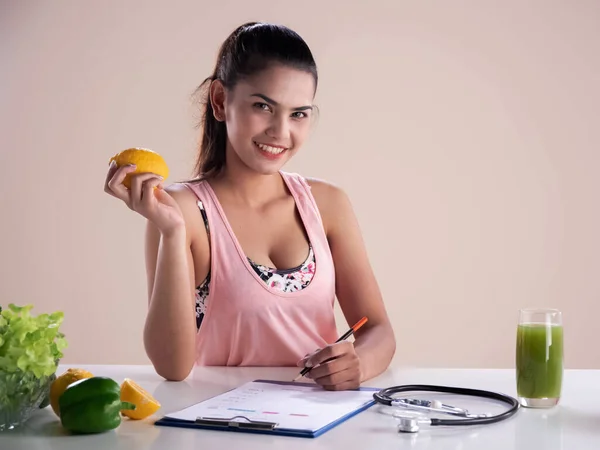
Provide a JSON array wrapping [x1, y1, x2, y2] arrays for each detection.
[[373, 384, 520, 433]]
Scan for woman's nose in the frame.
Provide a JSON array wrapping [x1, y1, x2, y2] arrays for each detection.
[[265, 114, 290, 140]]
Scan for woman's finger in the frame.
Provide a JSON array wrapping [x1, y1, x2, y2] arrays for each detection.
[[305, 342, 353, 368], [141, 176, 164, 209], [313, 365, 358, 388], [297, 349, 321, 367], [130, 173, 161, 209], [154, 184, 180, 208], [322, 377, 361, 391], [106, 164, 136, 203], [104, 160, 119, 189], [306, 357, 346, 380]]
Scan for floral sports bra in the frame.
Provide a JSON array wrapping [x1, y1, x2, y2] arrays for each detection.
[[194, 200, 316, 330]]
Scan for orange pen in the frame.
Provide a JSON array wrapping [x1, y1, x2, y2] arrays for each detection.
[[293, 316, 368, 381]]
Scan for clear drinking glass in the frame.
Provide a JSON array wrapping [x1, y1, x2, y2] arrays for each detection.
[[516, 308, 563, 408]]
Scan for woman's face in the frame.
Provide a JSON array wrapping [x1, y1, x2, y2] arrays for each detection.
[[212, 63, 316, 175]]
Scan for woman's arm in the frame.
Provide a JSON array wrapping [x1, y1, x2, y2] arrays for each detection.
[[142, 186, 201, 381], [104, 164, 204, 382], [299, 180, 396, 388]]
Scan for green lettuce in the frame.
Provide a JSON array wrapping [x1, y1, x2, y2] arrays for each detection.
[[0, 304, 67, 378]]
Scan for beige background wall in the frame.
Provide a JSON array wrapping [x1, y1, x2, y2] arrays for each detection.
[[2, 1, 599, 369]]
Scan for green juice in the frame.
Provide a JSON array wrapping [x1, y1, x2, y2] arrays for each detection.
[[516, 323, 563, 399]]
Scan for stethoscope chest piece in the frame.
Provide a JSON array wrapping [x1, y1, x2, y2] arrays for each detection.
[[391, 410, 430, 433], [397, 416, 422, 433]]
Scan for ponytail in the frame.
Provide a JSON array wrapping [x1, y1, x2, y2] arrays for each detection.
[[192, 76, 227, 179]]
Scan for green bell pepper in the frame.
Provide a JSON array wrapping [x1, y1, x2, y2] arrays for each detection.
[[58, 376, 136, 434]]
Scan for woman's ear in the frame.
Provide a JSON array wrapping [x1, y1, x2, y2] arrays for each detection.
[[209, 80, 226, 122]]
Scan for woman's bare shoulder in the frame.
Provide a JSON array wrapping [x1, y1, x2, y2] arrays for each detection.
[[304, 177, 353, 234], [304, 177, 349, 205], [164, 182, 197, 202], [163, 182, 206, 238]]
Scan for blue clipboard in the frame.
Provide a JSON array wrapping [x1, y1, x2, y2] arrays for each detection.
[[154, 379, 380, 438]]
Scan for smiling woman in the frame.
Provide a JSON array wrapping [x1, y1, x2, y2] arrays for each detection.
[[214, 65, 316, 170], [103, 22, 396, 390]]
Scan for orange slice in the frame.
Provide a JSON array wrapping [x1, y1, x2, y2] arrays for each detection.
[[120, 378, 161, 420]]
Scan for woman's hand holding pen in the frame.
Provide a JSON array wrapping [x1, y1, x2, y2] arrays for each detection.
[[297, 342, 363, 391]]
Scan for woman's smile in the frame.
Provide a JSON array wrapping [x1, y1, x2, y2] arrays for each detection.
[[253, 140, 289, 159]]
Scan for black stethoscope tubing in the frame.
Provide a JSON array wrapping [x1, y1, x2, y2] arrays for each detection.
[[373, 384, 520, 427]]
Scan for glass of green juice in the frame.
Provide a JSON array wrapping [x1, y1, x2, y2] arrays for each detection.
[[516, 308, 563, 408]]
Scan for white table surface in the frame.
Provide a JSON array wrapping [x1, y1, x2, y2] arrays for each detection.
[[1, 364, 599, 449]]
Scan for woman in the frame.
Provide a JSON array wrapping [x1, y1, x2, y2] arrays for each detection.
[[104, 22, 396, 390]]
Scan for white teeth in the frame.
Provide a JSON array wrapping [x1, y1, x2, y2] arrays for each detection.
[[255, 142, 285, 154]]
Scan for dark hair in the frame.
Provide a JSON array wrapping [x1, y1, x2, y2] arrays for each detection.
[[191, 22, 318, 179]]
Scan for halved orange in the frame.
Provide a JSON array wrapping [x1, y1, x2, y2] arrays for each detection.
[[109, 148, 169, 189], [120, 378, 161, 420]]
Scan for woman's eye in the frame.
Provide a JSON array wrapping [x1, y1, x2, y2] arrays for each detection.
[[292, 111, 307, 119], [253, 102, 271, 111]]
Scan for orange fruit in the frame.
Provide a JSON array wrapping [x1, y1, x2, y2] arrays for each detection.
[[109, 148, 169, 189], [120, 378, 161, 420], [49, 368, 94, 417]]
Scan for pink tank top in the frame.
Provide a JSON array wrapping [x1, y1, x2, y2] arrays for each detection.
[[183, 171, 339, 366]]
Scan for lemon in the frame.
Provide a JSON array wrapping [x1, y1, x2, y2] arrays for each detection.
[[109, 148, 169, 189], [120, 378, 161, 420], [50, 368, 94, 417]]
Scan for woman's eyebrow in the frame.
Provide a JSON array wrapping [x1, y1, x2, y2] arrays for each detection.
[[250, 93, 313, 111]]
